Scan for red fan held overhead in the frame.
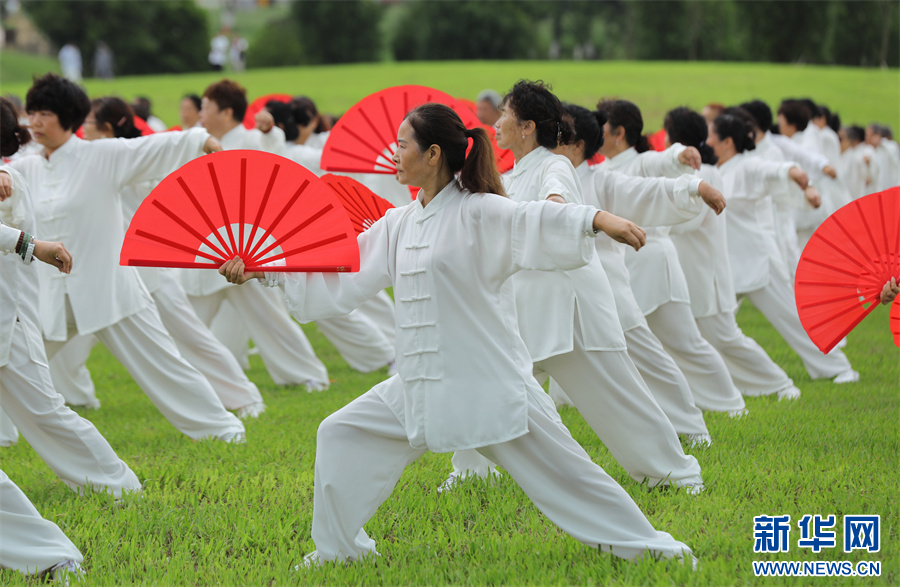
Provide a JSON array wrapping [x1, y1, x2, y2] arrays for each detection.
[[794, 187, 900, 353], [321, 174, 394, 234], [243, 93, 292, 129], [121, 150, 359, 272]]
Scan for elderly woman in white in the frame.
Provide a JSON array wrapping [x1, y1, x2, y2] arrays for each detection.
[[447, 82, 703, 492], [8, 74, 245, 442], [220, 103, 695, 567], [709, 111, 857, 384]]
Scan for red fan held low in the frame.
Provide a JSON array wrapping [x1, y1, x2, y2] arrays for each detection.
[[120, 150, 359, 273], [794, 187, 900, 353]]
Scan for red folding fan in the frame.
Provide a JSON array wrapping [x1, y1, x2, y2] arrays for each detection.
[[320, 85, 485, 175], [121, 150, 359, 272], [794, 187, 900, 353], [892, 299, 900, 347], [243, 93, 292, 129], [457, 97, 478, 114], [648, 128, 666, 152], [321, 174, 394, 234]]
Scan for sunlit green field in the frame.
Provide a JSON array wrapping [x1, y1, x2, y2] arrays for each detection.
[[2, 54, 898, 131], [0, 300, 897, 586]]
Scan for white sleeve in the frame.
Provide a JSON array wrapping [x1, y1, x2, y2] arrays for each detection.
[[538, 160, 584, 203], [0, 222, 21, 254], [770, 135, 829, 173], [100, 128, 211, 188], [630, 143, 694, 178], [594, 170, 703, 226], [249, 126, 287, 156]]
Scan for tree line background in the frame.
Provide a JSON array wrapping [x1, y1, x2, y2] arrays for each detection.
[[13, 0, 899, 77]]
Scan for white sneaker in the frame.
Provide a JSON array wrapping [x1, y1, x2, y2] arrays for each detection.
[[49, 560, 84, 585], [304, 380, 329, 393], [833, 369, 859, 384], [686, 433, 712, 448], [294, 550, 321, 571], [728, 408, 749, 419], [682, 483, 705, 496], [219, 430, 246, 444], [237, 402, 266, 419], [437, 468, 500, 493], [777, 386, 802, 401]]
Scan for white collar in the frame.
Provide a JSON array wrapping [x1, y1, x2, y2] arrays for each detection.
[[509, 147, 553, 178], [602, 147, 637, 171]]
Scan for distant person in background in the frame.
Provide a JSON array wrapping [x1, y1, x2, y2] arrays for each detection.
[[700, 102, 724, 124], [131, 96, 167, 132], [209, 28, 230, 71], [838, 125, 870, 200], [230, 33, 248, 72], [92, 41, 114, 80], [475, 89, 502, 126], [57, 42, 82, 82], [179, 94, 202, 129]]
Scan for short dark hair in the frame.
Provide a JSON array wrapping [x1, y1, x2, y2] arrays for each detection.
[[203, 79, 247, 122], [1, 97, 32, 157], [265, 100, 298, 142], [596, 98, 650, 153], [664, 106, 716, 165], [25, 72, 90, 132], [183, 93, 202, 112], [739, 99, 772, 134], [501, 80, 573, 150], [778, 99, 811, 132], [845, 126, 865, 144]]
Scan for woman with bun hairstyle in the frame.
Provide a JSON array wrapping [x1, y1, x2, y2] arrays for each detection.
[[709, 109, 858, 384], [664, 106, 802, 401], [447, 81, 703, 492], [597, 98, 748, 415], [550, 102, 722, 444], [220, 102, 694, 567]]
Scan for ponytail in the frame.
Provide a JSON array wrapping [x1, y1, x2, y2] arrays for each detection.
[[460, 127, 505, 196], [92, 96, 142, 139], [635, 134, 651, 153]]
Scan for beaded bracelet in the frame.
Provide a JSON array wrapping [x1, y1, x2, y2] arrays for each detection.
[[15, 230, 32, 261]]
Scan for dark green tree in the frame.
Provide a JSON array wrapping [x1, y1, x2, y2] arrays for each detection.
[[23, 0, 209, 76], [290, 0, 383, 64]]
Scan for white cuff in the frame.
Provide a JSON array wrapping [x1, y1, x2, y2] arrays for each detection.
[[258, 272, 284, 288], [583, 208, 599, 237]]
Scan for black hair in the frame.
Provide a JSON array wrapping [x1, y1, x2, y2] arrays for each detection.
[[0, 97, 32, 157], [500, 80, 573, 149], [25, 72, 91, 132], [712, 107, 758, 154], [289, 97, 316, 128], [739, 99, 772, 135], [183, 94, 202, 112], [879, 125, 893, 140], [293, 96, 327, 133], [203, 79, 247, 122], [827, 110, 841, 133], [132, 96, 152, 121], [845, 126, 865, 144], [91, 96, 142, 139], [265, 100, 299, 142], [405, 103, 505, 197], [596, 98, 650, 153], [664, 106, 716, 165], [561, 103, 607, 161], [778, 99, 811, 132]]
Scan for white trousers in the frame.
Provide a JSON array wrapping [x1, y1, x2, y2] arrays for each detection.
[[457, 312, 702, 488], [192, 284, 328, 386], [0, 470, 83, 575], [741, 274, 852, 379], [696, 310, 795, 396], [311, 390, 692, 563], [48, 334, 98, 408], [646, 302, 746, 412], [44, 303, 245, 441], [1, 320, 140, 497]]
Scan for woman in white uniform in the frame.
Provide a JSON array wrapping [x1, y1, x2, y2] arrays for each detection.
[[663, 106, 802, 400], [708, 109, 858, 383], [551, 103, 715, 444], [596, 99, 747, 414], [448, 82, 703, 491], [0, 96, 140, 501], [220, 103, 694, 567], [8, 74, 246, 442]]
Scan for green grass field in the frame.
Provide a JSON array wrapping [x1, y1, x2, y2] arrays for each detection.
[[0, 57, 898, 585], [0, 301, 897, 586], [2, 53, 898, 131]]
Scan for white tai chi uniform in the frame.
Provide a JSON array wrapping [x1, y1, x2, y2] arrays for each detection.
[[601, 146, 746, 413], [0, 166, 140, 496], [719, 153, 854, 380], [453, 148, 702, 488], [0, 470, 82, 576], [48, 180, 265, 414], [838, 143, 872, 202], [551, 162, 709, 436], [670, 164, 798, 398], [8, 132, 245, 441], [265, 180, 693, 563], [182, 124, 329, 387]]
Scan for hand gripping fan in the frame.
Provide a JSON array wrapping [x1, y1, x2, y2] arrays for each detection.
[[121, 150, 359, 272], [320, 85, 486, 175], [243, 93, 292, 129], [321, 174, 394, 234], [794, 187, 900, 353]]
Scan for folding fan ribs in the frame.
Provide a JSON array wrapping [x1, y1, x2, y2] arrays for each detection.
[[794, 187, 900, 353], [243, 93, 292, 129], [321, 85, 508, 176], [321, 174, 394, 234], [121, 150, 359, 272]]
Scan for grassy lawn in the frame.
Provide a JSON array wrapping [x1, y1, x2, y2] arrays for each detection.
[[1, 56, 898, 132], [0, 299, 896, 586]]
